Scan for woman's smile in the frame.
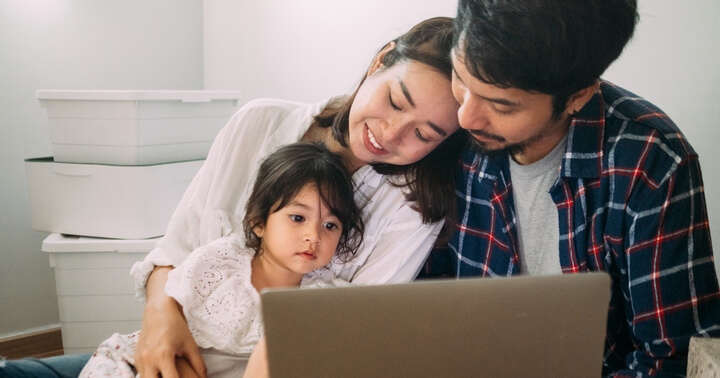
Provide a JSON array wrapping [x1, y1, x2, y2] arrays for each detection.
[[364, 124, 388, 155]]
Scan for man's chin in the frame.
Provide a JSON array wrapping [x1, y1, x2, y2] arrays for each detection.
[[469, 138, 527, 157]]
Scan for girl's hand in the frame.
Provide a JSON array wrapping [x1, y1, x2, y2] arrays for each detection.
[[134, 266, 207, 378], [244, 336, 270, 378]]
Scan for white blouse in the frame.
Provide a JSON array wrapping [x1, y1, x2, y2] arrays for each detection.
[[165, 234, 346, 355], [131, 98, 443, 301]]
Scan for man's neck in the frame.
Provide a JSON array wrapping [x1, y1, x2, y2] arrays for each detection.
[[511, 118, 571, 165]]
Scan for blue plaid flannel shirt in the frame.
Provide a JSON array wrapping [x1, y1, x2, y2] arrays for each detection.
[[425, 81, 720, 377]]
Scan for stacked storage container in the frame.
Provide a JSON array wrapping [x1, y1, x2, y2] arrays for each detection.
[[26, 90, 241, 353]]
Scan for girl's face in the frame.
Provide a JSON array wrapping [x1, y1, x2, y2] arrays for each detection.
[[346, 53, 460, 170], [253, 184, 342, 280]]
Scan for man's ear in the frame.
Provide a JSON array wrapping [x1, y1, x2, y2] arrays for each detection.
[[366, 41, 397, 77], [565, 80, 600, 115]]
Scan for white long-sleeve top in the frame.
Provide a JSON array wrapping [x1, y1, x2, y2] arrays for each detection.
[[131, 98, 443, 300]]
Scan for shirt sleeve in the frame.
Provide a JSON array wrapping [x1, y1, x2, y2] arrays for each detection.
[[131, 101, 283, 301], [614, 151, 720, 376]]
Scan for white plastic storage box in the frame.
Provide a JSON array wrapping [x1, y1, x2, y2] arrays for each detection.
[[25, 157, 203, 239], [42, 233, 156, 354], [36, 90, 242, 165]]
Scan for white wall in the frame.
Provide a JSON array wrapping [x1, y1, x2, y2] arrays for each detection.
[[205, 0, 720, 277], [0, 0, 203, 337], [203, 0, 458, 103]]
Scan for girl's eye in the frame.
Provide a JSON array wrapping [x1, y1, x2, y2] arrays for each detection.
[[415, 129, 430, 143], [323, 222, 339, 231], [388, 92, 401, 111], [289, 214, 304, 223]]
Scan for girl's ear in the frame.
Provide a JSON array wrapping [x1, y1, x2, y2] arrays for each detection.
[[253, 223, 265, 239], [367, 41, 397, 78]]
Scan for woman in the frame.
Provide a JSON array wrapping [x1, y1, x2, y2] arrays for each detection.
[[0, 17, 464, 378], [134, 16, 464, 378]]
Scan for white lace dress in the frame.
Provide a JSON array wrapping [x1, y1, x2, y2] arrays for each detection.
[[80, 235, 348, 378]]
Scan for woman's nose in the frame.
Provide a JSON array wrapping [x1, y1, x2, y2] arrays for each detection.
[[382, 117, 410, 144]]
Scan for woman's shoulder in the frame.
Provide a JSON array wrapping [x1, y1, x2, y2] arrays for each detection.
[[223, 97, 332, 140], [235, 97, 332, 123]]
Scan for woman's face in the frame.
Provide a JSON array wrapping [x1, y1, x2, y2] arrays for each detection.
[[346, 59, 460, 169]]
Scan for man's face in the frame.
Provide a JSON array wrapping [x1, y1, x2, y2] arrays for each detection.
[[450, 48, 572, 164]]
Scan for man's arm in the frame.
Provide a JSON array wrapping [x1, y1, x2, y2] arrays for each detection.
[[616, 154, 720, 376]]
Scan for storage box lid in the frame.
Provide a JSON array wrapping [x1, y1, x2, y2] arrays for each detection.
[[36, 90, 242, 103], [42, 233, 159, 253]]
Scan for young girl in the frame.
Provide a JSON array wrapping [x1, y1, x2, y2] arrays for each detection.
[[79, 142, 364, 378]]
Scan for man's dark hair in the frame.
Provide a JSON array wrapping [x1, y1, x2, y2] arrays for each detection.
[[455, 0, 639, 115]]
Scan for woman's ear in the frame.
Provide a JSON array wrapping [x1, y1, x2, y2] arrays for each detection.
[[565, 80, 600, 115], [367, 41, 397, 77]]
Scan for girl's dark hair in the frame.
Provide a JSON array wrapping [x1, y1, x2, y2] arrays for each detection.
[[313, 17, 468, 243], [243, 142, 364, 261], [455, 0, 639, 116]]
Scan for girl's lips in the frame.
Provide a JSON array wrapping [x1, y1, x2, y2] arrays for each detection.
[[363, 124, 388, 155], [297, 251, 317, 260]]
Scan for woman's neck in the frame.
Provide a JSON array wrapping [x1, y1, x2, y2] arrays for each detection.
[[302, 123, 366, 173], [250, 255, 303, 293]]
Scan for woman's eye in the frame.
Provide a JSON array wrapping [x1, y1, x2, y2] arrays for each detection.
[[289, 214, 304, 222], [388, 92, 401, 111], [415, 129, 430, 143], [323, 222, 339, 231]]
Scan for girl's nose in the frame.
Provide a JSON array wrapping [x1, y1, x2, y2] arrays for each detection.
[[304, 225, 321, 245]]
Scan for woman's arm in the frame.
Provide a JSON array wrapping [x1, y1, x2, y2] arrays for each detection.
[[134, 266, 207, 378]]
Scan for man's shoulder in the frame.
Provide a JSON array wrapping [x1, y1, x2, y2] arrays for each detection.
[[599, 81, 697, 159]]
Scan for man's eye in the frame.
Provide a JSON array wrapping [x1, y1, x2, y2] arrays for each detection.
[[289, 214, 304, 222], [388, 92, 401, 111], [492, 106, 514, 115]]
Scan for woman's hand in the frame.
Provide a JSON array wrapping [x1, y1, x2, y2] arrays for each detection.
[[134, 266, 207, 378], [243, 336, 269, 378]]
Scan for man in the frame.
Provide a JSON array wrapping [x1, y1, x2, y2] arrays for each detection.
[[424, 0, 720, 376]]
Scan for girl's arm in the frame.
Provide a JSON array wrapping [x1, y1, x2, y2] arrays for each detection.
[[243, 336, 270, 378], [134, 266, 207, 378]]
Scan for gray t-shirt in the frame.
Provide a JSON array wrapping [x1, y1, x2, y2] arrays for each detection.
[[509, 135, 567, 276]]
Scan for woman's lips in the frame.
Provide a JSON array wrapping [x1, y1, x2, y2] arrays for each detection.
[[363, 124, 388, 155]]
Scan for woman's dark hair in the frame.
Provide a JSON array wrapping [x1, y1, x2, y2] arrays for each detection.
[[243, 142, 364, 261], [455, 0, 639, 115], [313, 17, 468, 242]]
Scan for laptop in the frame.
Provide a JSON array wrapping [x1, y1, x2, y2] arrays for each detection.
[[261, 272, 611, 378]]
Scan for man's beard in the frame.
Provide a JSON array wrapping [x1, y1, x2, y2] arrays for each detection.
[[467, 134, 531, 158]]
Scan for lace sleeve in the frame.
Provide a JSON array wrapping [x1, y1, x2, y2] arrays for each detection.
[[165, 236, 263, 355]]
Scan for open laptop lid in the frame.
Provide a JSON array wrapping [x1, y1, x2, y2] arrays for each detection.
[[261, 272, 611, 378]]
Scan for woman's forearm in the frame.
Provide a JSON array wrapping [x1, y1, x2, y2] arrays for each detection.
[[145, 265, 179, 310]]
